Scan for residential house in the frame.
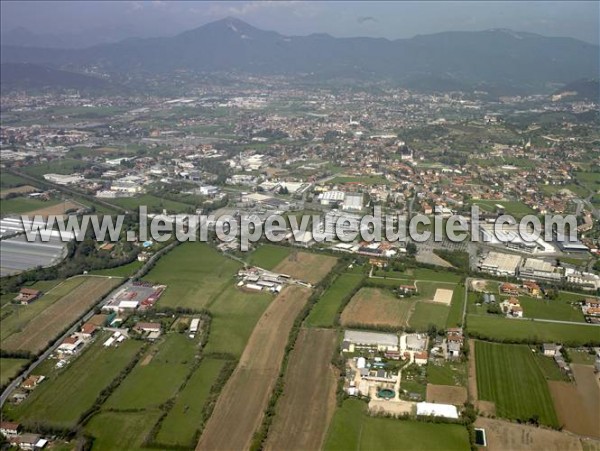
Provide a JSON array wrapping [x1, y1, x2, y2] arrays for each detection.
[[543, 343, 561, 357], [13, 288, 41, 305], [21, 375, 45, 390], [57, 335, 83, 354], [0, 421, 21, 437], [80, 322, 98, 338]]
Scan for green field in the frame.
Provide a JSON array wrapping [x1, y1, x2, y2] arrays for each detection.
[[467, 314, 600, 346], [446, 285, 466, 328], [86, 410, 161, 451], [0, 173, 30, 188], [409, 302, 450, 331], [203, 285, 272, 357], [0, 358, 28, 386], [534, 355, 569, 381], [324, 399, 470, 451], [89, 260, 143, 278], [105, 333, 196, 410], [306, 273, 363, 327], [518, 296, 585, 323], [247, 244, 291, 270], [427, 361, 467, 386], [5, 334, 143, 427], [155, 358, 225, 447], [23, 159, 87, 177], [475, 341, 559, 427], [330, 175, 390, 186], [0, 197, 61, 214], [1, 278, 85, 343], [144, 242, 240, 310], [107, 194, 194, 213], [472, 199, 536, 218]]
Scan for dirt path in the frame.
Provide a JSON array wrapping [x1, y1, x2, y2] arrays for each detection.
[[196, 286, 311, 451], [467, 339, 478, 402], [264, 328, 338, 451]]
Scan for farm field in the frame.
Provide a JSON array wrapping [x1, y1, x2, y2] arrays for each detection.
[[427, 360, 467, 386], [105, 333, 198, 410], [426, 384, 468, 405], [341, 287, 413, 328], [305, 273, 363, 328], [247, 244, 291, 270], [0, 197, 61, 215], [22, 159, 86, 177], [0, 172, 30, 188], [86, 410, 161, 451], [107, 194, 194, 213], [89, 260, 143, 278], [534, 355, 569, 381], [145, 242, 240, 310], [1, 276, 121, 353], [467, 314, 600, 346], [0, 358, 28, 386], [265, 328, 338, 451], [0, 185, 37, 199], [474, 417, 589, 451], [446, 284, 466, 328], [408, 302, 450, 331], [548, 379, 599, 438], [203, 284, 272, 357], [472, 199, 536, 218], [197, 286, 311, 451], [155, 358, 225, 447], [273, 251, 337, 284], [475, 341, 558, 427], [324, 399, 470, 451], [518, 296, 585, 323], [5, 334, 143, 427], [24, 199, 86, 218]]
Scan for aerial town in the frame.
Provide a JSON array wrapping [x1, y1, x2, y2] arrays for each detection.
[[0, 3, 599, 451]]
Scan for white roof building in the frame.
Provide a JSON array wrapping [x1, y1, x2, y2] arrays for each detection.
[[416, 402, 459, 419]]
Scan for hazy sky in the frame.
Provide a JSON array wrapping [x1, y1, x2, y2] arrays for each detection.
[[2, 1, 598, 44]]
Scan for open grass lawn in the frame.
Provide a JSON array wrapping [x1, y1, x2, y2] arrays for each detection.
[[0, 277, 84, 343], [446, 284, 466, 328], [0, 197, 61, 215], [518, 296, 585, 323], [247, 244, 291, 270], [105, 333, 196, 410], [472, 199, 536, 218], [107, 194, 194, 213], [89, 260, 143, 278], [467, 314, 600, 346], [23, 159, 86, 177], [574, 171, 600, 193], [427, 361, 467, 386], [145, 242, 240, 310], [5, 334, 143, 427], [0, 172, 30, 188], [155, 358, 225, 447], [412, 268, 462, 283], [568, 349, 597, 365], [408, 302, 450, 331], [203, 285, 272, 357], [534, 355, 570, 381], [306, 273, 363, 327], [330, 175, 390, 186], [86, 410, 161, 451], [324, 399, 470, 451], [475, 341, 559, 427], [0, 358, 28, 386]]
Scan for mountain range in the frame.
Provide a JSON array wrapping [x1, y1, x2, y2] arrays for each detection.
[[1, 18, 598, 95]]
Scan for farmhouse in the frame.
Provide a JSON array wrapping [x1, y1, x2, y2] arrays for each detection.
[[13, 288, 41, 305], [80, 322, 98, 338], [446, 328, 464, 359], [542, 343, 561, 357], [57, 335, 84, 354], [134, 322, 161, 333], [500, 283, 519, 296], [21, 375, 45, 390], [501, 297, 523, 318], [9, 433, 44, 450], [342, 330, 399, 352], [414, 351, 429, 366], [0, 421, 21, 436]]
